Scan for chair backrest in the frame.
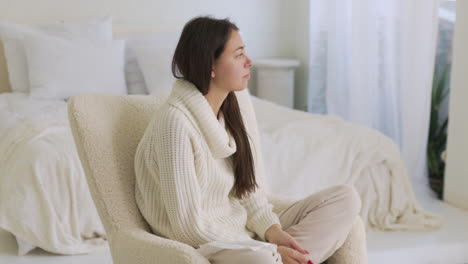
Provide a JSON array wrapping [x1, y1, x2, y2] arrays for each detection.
[[68, 93, 169, 234]]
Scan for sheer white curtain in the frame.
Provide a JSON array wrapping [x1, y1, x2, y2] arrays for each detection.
[[307, 0, 440, 199]]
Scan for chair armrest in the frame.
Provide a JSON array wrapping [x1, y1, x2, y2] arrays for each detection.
[[110, 228, 210, 264], [267, 193, 298, 215]]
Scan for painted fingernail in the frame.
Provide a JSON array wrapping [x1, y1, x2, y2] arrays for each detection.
[[307, 260, 314, 264]]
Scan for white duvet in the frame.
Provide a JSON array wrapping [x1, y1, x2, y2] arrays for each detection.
[[0, 93, 107, 255], [0, 120, 107, 255], [0, 93, 441, 255]]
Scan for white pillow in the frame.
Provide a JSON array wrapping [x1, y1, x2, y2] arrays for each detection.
[[0, 17, 112, 93], [23, 34, 127, 100], [129, 32, 179, 94]]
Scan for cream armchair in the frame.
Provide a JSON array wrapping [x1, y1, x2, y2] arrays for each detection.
[[68, 93, 367, 264]]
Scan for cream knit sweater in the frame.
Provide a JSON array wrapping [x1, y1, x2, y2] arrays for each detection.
[[134, 79, 281, 248]]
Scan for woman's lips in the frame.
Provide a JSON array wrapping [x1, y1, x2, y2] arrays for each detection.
[[243, 73, 251, 78]]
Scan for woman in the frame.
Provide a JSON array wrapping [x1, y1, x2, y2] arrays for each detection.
[[135, 16, 364, 264]]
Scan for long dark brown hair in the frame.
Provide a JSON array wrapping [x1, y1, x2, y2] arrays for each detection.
[[172, 16, 257, 199]]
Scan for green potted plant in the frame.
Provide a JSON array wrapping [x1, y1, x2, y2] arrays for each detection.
[[427, 64, 450, 199]]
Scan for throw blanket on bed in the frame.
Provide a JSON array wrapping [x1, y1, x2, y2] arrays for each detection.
[[0, 120, 107, 255], [253, 97, 442, 231]]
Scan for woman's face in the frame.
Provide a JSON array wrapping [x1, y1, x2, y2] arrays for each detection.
[[211, 30, 253, 92]]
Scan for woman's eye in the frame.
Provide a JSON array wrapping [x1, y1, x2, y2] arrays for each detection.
[[237, 53, 244, 58]]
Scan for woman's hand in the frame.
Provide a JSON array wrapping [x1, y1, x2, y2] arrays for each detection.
[[277, 246, 312, 264], [265, 224, 313, 264], [265, 224, 308, 254]]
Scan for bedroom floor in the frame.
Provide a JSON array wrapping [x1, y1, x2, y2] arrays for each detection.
[[367, 197, 468, 264], [1, 197, 467, 264]]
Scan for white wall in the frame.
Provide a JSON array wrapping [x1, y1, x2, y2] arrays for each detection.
[[443, 0, 468, 211], [279, 0, 310, 111], [0, 0, 307, 99]]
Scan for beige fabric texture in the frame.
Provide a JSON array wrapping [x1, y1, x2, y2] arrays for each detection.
[[67, 93, 366, 264]]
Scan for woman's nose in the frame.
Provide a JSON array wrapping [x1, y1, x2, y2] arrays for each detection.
[[246, 56, 253, 68]]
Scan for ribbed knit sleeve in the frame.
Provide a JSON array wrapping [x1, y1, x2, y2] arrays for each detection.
[[152, 109, 250, 247], [239, 189, 281, 241]]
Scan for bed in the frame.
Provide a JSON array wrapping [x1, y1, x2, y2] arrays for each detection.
[[0, 16, 466, 264]]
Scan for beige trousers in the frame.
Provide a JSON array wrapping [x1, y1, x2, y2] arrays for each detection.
[[208, 185, 366, 264]]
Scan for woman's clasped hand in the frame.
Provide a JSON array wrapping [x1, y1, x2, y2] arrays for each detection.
[[265, 224, 314, 264]]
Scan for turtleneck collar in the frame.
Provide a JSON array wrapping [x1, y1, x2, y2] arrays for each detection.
[[167, 79, 237, 159]]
